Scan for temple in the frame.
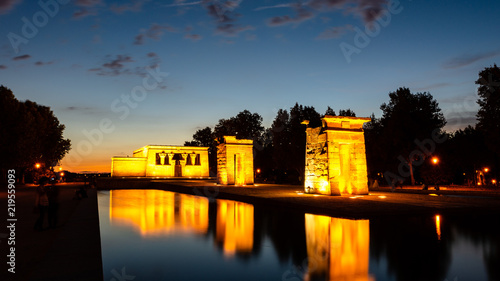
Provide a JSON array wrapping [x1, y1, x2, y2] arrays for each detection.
[[304, 116, 371, 195], [111, 145, 209, 177], [217, 136, 254, 185]]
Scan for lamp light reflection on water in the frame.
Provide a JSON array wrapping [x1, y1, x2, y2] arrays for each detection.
[[435, 215, 442, 240]]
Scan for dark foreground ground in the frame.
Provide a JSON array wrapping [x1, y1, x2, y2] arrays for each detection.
[[0, 183, 103, 281], [2, 179, 500, 280]]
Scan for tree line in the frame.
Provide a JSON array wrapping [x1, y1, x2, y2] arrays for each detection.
[[185, 65, 500, 186], [0, 86, 71, 183]]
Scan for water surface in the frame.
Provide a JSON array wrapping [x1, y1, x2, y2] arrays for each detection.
[[98, 189, 500, 281]]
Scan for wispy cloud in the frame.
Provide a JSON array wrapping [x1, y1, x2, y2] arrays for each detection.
[[75, 0, 103, 7], [13, 54, 31, 60], [414, 82, 450, 92], [316, 24, 353, 39], [134, 23, 177, 45], [34, 61, 54, 66], [267, 6, 315, 26], [89, 52, 161, 77], [110, 0, 149, 14], [0, 65, 7, 69], [443, 50, 500, 69], [184, 33, 202, 41], [73, 8, 97, 19], [0, 0, 22, 14]]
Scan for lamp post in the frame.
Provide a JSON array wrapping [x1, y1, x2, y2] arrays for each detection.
[[431, 157, 440, 190]]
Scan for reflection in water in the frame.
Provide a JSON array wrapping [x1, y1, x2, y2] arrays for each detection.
[[215, 200, 254, 256], [304, 214, 373, 281], [435, 215, 441, 240], [109, 190, 209, 236], [100, 190, 500, 281]]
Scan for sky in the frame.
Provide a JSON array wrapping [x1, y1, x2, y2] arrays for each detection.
[[1, 0, 499, 173]]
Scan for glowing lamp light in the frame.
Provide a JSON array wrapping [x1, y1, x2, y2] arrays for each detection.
[[60, 172, 64, 176], [431, 157, 439, 165], [484, 167, 489, 173], [35, 163, 41, 169], [256, 169, 261, 174], [492, 179, 497, 184], [59, 167, 62, 171]]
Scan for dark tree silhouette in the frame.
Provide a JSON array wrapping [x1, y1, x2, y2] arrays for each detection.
[[324, 106, 336, 116], [475, 64, 500, 178], [338, 108, 356, 117], [375, 87, 446, 185], [213, 110, 264, 143], [0, 85, 71, 181]]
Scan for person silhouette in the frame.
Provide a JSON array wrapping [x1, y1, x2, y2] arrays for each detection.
[[34, 177, 50, 231]]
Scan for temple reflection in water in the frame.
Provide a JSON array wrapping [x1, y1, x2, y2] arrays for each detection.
[[109, 190, 209, 236], [215, 200, 254, 256], [304, 214, 373, 281]]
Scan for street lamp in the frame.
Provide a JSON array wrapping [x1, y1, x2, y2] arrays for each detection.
[[35, 163, 41, 169], [432, 157, 439, 165]]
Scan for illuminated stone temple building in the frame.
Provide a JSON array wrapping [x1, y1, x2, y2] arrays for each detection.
[[111, 145, 209, 178], [304, 116, 371, 195], [217, 136, 254, 185]]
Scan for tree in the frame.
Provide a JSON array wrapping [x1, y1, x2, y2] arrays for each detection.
[[324, 106, 336, 116], [0, 85, 71, 182], [270, 103, 321, 183], [475, 64, 500, 176], [376, 87, 446, 185], [213, 110, 264, 143], [338, 108, 356, 117]]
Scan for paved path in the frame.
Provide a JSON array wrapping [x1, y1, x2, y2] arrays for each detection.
[[0, 183, 103, 281]]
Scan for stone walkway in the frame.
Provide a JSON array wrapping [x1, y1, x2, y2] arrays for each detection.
[[0, 183, 103, 281]]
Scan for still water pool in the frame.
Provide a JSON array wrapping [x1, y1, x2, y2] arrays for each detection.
[[98, 189, 500, 281]]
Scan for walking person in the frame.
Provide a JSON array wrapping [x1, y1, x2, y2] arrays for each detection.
[[34, 177, 50, 231], [47, 181, 60, 229]]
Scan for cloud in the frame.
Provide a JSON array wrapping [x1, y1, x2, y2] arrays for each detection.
[[90, 54, 134, 76], [215, 24, 254, 36], [110, 0, 149, 14], [443, 50, 500, 69], [267, 4, 315, 27], [262, 0, 390, 27], [89, 52, 161, 77], [34, 61, 54, 66], [184, 33, 202, 41], [316, 24, 353, 39], [73, 8, 97, 19], [75, 0, 102, 7], [133, 23, 177, 45], [0, 0, 21, 14], [13, 54, 31, 60], [0, 65, 7, 69]]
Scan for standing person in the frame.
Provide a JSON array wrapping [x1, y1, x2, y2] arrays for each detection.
[[34, 177, 50, 231], [47, 181, 60, 229]]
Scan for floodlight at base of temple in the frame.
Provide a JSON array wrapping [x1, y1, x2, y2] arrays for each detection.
[[304, 116, 371, 196]]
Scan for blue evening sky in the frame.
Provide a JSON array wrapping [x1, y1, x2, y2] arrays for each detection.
[[1, 0, 499, 172]]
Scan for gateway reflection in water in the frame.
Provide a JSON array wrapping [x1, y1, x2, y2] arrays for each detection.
[[215, 200, 254, 256], [109, 189, 209, 236], [305, 214, 373, 281]]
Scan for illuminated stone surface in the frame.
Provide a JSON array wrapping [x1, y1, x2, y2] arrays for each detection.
[[111, 145, 209, 177], [217, 136, 254, 185], [305, 214, 373, 281], [305, 116, 371, 195]]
